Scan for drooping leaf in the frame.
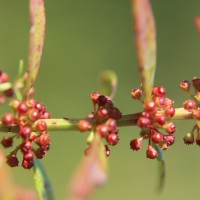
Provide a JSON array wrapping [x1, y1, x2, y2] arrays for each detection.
[[132, 0, 156, 100], [155, 144, 165, 192], [67, 133, 108, 200], [23, 0, 46, 100], [33, 159, 54, 200], [195, 17, 200, 35], [99, 70, 118, 99]]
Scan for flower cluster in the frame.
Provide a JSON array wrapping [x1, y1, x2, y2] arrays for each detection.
[[130, 86, 176, 159], [180, 78, 200, 145], [0, 70, 13, 103], [1, 98, 51, 169], [77, 92, 122, 157]]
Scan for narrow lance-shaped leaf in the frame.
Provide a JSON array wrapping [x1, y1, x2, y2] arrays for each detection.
[[67, 133, 108, 200], [99, 70, 118, 100], [155, 144, 165, 192], [12, 60, 25, 101], [33, 159, 54, 200], [23, 0, 46, 100], [132, 0, 156, 100]]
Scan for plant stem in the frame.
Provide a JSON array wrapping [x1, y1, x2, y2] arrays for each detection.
[[0, 108, 193, 133]]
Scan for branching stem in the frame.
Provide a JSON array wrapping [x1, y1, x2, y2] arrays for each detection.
[[0, 108, 193, 134]]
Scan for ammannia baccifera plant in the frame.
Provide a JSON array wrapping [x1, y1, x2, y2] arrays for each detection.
[[1, 0, 200, 199]]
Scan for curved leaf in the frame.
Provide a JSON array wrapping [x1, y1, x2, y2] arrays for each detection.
[[33, 159, 54, 200], [155, 144, 165, 192], [99, 70, 118, 99], [0, 82, 12, 92], [67, 133, 107, 200], [23, 0, 46, 100], [132, 0, 156, 100]]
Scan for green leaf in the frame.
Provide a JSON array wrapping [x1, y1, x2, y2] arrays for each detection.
[[12, 60, 25, 101], [132, 0, 156, 100], [155, 144, 165, 192], [33, 159, 54, 200], [0, 82, 12, 92], [23, 0, 46, 100], [99, 70, 118, 99], [18, 59, 24, 79]]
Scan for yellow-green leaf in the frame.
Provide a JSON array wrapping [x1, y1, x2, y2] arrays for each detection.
[[0, 82, 12, 92], [132, 0, 156, 100], [33, 159, 54, 200], [23, 0, 46, 100], [99, 70, 118, 99]]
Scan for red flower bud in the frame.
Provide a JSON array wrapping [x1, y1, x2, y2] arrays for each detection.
[[131, 88, 142, 100], [180, 80, 190, 92], [146, 146, 158, 159], [151, 132, 163, 144], [165, 122, 176, 134], [130, 138, 142, 151], [107, 133, 119, 146]]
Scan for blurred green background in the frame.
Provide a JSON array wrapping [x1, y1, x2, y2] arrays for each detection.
[[1, 0, 200, 199]]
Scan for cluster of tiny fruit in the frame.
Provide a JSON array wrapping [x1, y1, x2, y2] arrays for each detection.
[[77, 92, 122, 157], [180, 77, 200, 145], [1, 98, 51, 169], [130, 86, 176, 159], [0, 70, 13, 103]]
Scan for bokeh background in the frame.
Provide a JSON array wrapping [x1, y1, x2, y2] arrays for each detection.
[[0, 0, 200, 199]]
